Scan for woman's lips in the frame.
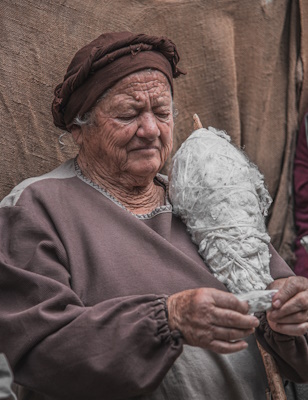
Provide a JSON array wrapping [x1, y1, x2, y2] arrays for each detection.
[[130, 146, 159, 152]]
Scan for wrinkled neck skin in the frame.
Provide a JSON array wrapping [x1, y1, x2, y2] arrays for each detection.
[[76, 153, 165, 215]]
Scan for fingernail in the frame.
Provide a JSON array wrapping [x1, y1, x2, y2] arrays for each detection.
[[251, 317, 259, 327], [273, 299, 281, 308]]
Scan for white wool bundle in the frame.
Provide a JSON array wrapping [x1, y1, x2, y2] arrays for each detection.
[[169, 127, 274, 294]]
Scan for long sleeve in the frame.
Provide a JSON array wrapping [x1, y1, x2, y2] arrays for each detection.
[[0, 201, 183, 400], [293, 113, 308, 277], [1, 162, 307, 399], [254, 246, 308, 383], [249, 243, 308, 383], [255, 313, 308, 383]]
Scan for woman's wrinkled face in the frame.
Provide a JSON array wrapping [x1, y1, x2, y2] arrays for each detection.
[[77, 70, 174, 184]]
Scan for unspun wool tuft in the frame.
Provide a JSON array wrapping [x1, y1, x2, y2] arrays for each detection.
[[169, 127, 274, 294]]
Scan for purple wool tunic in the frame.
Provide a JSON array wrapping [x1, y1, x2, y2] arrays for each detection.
[[0, 159, 307, 400]]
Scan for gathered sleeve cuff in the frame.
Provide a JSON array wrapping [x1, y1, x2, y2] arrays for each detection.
[[6, 292, 184, 400], [0, 194, 186, 399], [255, 312, 308, 383]]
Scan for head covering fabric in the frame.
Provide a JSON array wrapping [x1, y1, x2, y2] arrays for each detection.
[[52, 31, 185, 131]]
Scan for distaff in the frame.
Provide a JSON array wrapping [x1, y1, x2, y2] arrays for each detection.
[[191, 114, 308, 338]]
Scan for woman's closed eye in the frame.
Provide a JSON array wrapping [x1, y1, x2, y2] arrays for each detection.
[[117, 114, 138, 122], [116, 109, 171, 123], [155, 112, 171, 121]]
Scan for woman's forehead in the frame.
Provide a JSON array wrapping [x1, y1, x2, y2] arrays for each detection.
[[99, 71, 172, 110], [109, 70, 171, 96]]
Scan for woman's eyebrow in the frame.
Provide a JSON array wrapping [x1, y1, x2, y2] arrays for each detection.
[[112, 98, 139, 111], [152, 100, 172, 110]]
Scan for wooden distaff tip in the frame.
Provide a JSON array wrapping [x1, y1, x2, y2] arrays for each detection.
[[193, 113, 203, 130], [256, 341, 287, 400]]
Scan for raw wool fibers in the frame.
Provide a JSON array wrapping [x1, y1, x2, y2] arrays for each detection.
[[169, 127, 274, 294]]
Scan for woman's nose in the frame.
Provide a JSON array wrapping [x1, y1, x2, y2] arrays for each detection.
[[136, 112, 160, 140]]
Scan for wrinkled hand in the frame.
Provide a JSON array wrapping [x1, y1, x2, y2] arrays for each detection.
[[266, 276, 308, 336], [167, 288, 260, 354]]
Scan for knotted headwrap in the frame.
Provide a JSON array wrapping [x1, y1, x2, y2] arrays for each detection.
[[52, 31, 185, 131]]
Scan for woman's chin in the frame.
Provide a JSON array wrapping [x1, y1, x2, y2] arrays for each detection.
[[127, 161, 161, 179]]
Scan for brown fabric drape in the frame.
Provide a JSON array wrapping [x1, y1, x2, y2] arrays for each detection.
[[1, 0, 308, 265]]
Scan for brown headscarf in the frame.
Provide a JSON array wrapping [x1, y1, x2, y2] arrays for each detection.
[[52, 31, 185, 131]]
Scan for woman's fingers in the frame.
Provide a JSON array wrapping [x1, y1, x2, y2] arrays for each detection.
[[208, 339, 249, 354], [210, 325, 256, 342], [266, 321, 308, 336], [267, 276, 308, 336], [271, 276, 308, 310], [210, 307, 259, 330], [269, 292, 308, 319], [167, 287, 259, 353], [268, 309, 308, 324], [211, 290, 249, 314]]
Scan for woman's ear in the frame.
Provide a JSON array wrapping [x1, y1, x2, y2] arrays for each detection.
[[71, 125, 83, 146]]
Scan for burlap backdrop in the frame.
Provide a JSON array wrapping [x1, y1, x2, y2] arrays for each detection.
[[1, 0, 308, 265]]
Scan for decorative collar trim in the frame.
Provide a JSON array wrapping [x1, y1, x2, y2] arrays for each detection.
[[74, 158, 172, 220]]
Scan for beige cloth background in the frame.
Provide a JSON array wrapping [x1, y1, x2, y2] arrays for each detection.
[[1, 0, 308, 265]]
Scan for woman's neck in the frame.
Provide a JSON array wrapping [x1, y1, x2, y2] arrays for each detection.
[[77, 157, 165, 214]]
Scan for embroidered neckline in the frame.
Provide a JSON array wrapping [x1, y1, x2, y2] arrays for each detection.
[[74, 158, 172, 220]]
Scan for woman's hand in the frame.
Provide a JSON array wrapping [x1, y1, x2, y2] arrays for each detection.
[[167, 288, 260, 354], [266, 276, 308, 336]]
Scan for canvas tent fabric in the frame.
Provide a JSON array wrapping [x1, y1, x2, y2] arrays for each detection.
[[1, 0, 308, 266]]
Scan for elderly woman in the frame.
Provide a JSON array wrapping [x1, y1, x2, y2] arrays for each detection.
[[0, 32, 308, 400]]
